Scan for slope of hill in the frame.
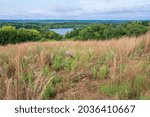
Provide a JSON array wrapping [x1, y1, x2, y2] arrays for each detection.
[[0, 33, 150, 100]]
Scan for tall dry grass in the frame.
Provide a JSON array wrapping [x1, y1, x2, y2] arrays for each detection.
[[0, 33, 150, 100]]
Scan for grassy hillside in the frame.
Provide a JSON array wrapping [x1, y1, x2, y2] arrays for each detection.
[[0, 33, 150, 100]]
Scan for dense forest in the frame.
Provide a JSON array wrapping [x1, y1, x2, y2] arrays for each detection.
[[0, 21, 149, 45], [65, 22, 149, 40]]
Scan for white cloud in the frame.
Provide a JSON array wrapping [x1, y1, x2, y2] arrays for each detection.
[[0, 0, 150, 19]]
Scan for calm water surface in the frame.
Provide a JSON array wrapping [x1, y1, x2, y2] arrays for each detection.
[[49, 28, 73, 35]]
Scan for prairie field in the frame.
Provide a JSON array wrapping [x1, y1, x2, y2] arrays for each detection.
[[0, 33, 150, 100]]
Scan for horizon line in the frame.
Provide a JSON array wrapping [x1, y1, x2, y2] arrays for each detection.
[[0, 19, 150, 21]]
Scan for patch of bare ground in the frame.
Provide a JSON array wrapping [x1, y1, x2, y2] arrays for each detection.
[[55, 71, 111, 100]]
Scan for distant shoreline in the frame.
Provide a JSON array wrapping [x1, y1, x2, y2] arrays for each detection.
[[0, 19, 150, 23]]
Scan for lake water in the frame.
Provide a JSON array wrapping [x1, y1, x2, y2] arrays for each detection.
[[49, 28, 73, 35]]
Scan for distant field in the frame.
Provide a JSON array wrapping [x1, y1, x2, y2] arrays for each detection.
[[0, 33, 150, 100]]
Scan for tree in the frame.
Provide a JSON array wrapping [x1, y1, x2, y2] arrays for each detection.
[[0, 26, 42, 45], [0, 26, 17, 44], [65, 29, 80, 39], [44, 31, 63, 41], [124, 22, 148, 36]]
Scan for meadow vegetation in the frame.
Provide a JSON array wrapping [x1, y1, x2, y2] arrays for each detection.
[[0, 33, 150, 100]]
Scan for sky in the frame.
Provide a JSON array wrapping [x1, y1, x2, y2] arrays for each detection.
[[0, 0, 150, 20]]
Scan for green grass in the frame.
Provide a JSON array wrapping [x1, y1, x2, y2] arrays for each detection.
[[42, 65, 50, 77], [99, 82, 131, 98], [98, 65, 109, 79], [140, 95, 150, 100], [90, 65, 109, 80], [130, 41, 145, 58], [99, 50, 115, 65], [90, 66, 97, 79], [52, 54, 65, 70], [41, 74, 63, 100], [129, 75, 147, 99], [51, 75, 62, 86], [41, 83, 55, 100], [99, 74, 149, 99], [52, 51, 77, 71]]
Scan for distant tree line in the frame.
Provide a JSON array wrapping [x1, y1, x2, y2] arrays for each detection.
[[0, 21, 149, 45], [0, 22, 88, 30], [65, 22, 149, 40]]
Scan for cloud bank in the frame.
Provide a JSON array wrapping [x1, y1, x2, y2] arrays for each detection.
[[0, 0, 150, 19]]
